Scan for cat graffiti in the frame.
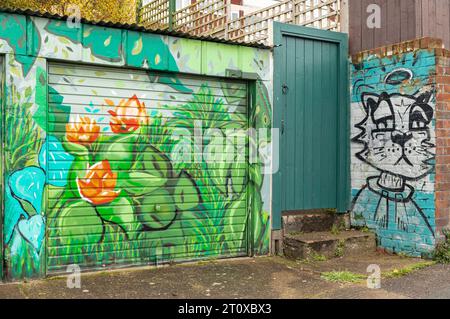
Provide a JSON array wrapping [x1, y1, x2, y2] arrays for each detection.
[[352, 69, 435, 238]]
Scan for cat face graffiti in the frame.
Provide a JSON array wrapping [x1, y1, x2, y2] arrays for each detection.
[[354, 90, 435, 180]]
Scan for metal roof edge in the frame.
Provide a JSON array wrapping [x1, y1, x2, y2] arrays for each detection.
[[0, 7, 272, 49]]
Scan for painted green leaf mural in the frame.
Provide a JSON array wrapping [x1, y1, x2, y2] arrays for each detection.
[[137, 189, 177, 230], [140, 146, 173, 179], [95, 133, 138, 172], [32, 67, 47, 131], [173, 171, 200, 211], [121, 171, 167, 196], [96, 195, 136, 239], [57, 200, 104, 246]]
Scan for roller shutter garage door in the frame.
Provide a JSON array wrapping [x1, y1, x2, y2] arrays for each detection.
[[46, 63, 250, 273]]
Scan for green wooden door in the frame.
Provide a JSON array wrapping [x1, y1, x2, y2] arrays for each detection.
[[273, 23, 349, 229], [283, 35, 339, 210]]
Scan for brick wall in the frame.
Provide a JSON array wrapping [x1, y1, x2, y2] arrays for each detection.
[[350, 38, 449, 257], [435, 51, 450, 239]]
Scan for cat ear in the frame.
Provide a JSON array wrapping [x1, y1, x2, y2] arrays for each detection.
[[415, 91, 433, 105], [412, 90, 434, 125], [361, 93, 379, 113]]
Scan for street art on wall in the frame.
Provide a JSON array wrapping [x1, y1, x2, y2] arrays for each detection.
[[351, 51, 436, 257], [0, 12, 272, 280]]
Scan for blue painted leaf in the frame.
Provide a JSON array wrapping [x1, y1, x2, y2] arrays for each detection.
[[9, 167, 46, 215], [17, 215, 46, 252], [39, 136, 74, 187], [4, 178, 26, 244]]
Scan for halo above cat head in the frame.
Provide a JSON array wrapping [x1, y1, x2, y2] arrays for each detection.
[[384, 68, 413, 85]]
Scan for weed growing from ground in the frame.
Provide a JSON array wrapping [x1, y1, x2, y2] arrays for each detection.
[[434, 229, 450, 264]]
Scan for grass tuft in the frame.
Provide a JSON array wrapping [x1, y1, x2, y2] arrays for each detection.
[[321, 271, 365, 283], [321, 261, 435, 285], [334, 240, 345, 258], [309, 252, 327, 262], [382, 262, 435, 279], [330, 224, 341, 236]]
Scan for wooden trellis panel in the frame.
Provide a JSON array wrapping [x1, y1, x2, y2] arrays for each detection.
[[173, 0, 229, 36], [139, 0, 171, 29], [139, 0, 342, 44], [228, 1, 294, 43], [293, 0, 340, 31]]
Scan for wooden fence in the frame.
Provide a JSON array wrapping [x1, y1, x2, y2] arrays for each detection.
[[139, 0, 342, 44], [173, 0, 229, 36], [140, 0, 172, 29]]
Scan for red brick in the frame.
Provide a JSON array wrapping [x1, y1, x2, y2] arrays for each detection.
[[439, 156, 450, 165], [437, 94, 450, 102], [437, 76, 450, 84], [436, 183, 450, 191], [436, 200, 450, 212], [436, 218, 450, 229], [437, 66, 450, 75]]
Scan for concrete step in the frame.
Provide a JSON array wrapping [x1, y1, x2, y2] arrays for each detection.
[[283, 230, 376, 261], [282, 210, 347, 233]]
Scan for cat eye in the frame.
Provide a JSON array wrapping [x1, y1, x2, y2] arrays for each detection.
[[372, 100, 395, 130], [410, 105, 432, 129], [411, 121, 426, 129], [378, 119, 394, 129]]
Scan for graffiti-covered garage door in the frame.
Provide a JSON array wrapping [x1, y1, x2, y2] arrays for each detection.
[[46, 63, 250, 274]]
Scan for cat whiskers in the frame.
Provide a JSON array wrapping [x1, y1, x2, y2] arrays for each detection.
[[415, 148, 431, 156], [373, 148, 386, 156]]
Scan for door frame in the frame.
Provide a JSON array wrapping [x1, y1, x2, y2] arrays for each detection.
[[272, 22, 350, 230]]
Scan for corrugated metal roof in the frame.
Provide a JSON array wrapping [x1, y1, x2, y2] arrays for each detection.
[[0, 7, 272, 49]]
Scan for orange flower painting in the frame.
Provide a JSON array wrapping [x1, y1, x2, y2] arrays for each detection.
[[66, 116, 100, 145], [76, 160, 120, 205], [108, 95, 148, 134]]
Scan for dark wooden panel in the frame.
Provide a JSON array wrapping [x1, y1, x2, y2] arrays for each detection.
[[401, 0, 410, 40], [415, 0, 423, 37], [435, 0, 450, 48], [349, 0, 450, 54], [401, 0, 417, 41], [349, 0, 362, 53], [387, 0, 402, 44], [349, 0, 417, 54], [374, 0, 387, 47], [421, 0, 430, 36], [428, 0, 437, 37], [407, 0, 417, 40], [361, 0, 375, 50], [416, 0, 450, 49]]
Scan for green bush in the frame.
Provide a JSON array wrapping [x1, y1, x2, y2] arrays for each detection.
[[434, 229, 450, 264]]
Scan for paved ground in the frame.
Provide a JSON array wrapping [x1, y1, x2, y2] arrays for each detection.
[[0, 252, 448, 299]]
